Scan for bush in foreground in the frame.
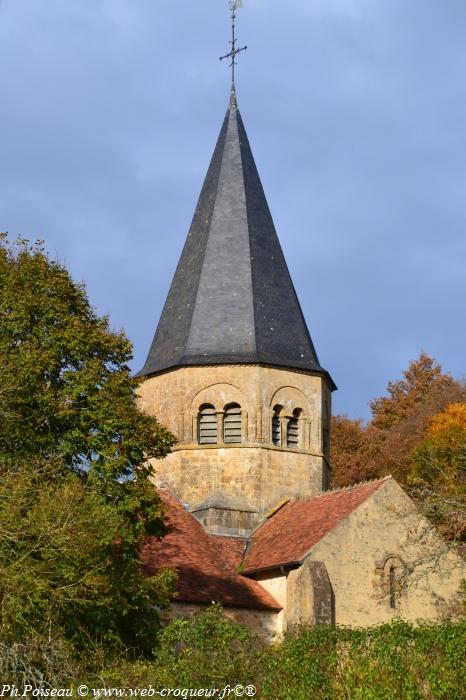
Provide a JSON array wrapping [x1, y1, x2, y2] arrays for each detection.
[[93, 607, 465, 700]]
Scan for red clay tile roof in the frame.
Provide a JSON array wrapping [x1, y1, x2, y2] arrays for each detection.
[[140, 490, 281, 611], [243, 478, 390, 574], [210, 535, 248, 569]]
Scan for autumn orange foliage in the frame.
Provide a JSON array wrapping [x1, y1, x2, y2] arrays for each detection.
[[409, 402, 466, 540], [330, 354, 466, 539], [427, 402, 466, 436]]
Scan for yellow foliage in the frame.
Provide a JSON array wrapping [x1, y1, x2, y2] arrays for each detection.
[[428, 402, 466, 437]]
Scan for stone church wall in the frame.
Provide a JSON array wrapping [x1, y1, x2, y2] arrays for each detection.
[[305, 479, 465, 626]]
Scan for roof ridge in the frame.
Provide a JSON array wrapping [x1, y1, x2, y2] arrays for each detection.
[[142, 491, 282, 611], [242, 476, 395, 574], [291, 475, 392, 503]]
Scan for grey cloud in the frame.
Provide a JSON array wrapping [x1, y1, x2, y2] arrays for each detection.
[[1, 0, 465, 419]]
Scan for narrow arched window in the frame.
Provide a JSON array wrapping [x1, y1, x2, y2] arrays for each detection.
[[287, 408, 301, 448], [224, 403, 242, 444], [382, 556, 404, 609], [389, 563, 397, 609], [198, 404, 218, 445], [272, 405, 282, 446]]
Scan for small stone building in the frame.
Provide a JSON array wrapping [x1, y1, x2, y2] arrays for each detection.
[[137, 86, 464, 636]]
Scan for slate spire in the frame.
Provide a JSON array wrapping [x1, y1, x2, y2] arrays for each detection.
[[137, 93, 334, 388]]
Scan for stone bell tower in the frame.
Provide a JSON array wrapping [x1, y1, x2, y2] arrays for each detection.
[[136, 86, 336, 535]]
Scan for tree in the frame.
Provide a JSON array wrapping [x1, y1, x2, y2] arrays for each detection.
[[329, 415, 366, 488], [366, 353, 465, 484], [0, 234, 173, 478], [0, 234, 176, 654], [331, 354, 466, 490], [409, 403, 466, 541], [370, 353, 461, 431], [330, 354, 466, 543], [0, 459, 175, 655]]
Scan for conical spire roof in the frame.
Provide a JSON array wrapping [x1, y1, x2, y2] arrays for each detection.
[[137, 89, 334, 388]]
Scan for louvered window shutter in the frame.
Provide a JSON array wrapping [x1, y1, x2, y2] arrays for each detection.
[[224, 404, 242, 443], [287, 409, 301, 448], [198, 406, 218, 444], [272, 415, 281, 446]]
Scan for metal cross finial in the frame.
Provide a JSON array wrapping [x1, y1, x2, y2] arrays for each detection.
[[220, 0, 247, 88]]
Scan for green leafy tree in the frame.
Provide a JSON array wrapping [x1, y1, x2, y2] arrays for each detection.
[[0, 234, 176, 655], [0, 234, 173, 478]]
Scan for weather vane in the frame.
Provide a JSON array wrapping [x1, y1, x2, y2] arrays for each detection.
[[220, 0, 247, 87]]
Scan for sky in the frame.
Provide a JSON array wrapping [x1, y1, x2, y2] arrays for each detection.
[[1, 0, 465, 420]]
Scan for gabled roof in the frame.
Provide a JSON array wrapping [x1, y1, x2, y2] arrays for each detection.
[[242, 477, 391, 574], [140, 489, 281, 612], [137, 89, 334, 388], [140, 481, 395, 611]]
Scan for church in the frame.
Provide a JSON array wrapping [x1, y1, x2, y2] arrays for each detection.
[[135, 59, 464, 637]]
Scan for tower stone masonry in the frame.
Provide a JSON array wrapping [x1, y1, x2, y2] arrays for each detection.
[[136, 88, 335, 535]]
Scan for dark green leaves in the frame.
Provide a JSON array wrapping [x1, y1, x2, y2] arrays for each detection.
[[0, 235, 176, 655]]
